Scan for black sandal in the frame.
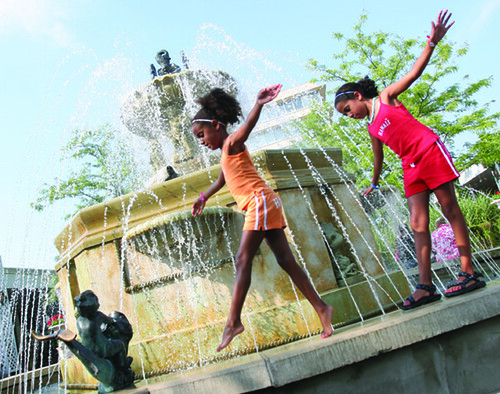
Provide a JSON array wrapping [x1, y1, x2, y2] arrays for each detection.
[[401, 283, 442, 310], [444, 271, 486, 297]]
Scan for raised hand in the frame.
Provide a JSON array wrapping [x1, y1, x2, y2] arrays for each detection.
[[256, 84, 282, 105], [429, 10, 454, 45]]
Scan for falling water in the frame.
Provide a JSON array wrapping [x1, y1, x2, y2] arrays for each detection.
[[294, 101, 500, 288], [2, 24, 499, 393]]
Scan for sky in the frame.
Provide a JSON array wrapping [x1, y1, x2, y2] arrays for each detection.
[[1, 0, 499, 270]]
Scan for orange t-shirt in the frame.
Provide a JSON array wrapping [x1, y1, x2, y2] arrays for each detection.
[[220, 145, 271, 210]]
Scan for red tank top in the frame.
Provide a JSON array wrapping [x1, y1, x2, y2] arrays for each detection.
[[220, 144, 271, 210], [368, 99, 439, 165]]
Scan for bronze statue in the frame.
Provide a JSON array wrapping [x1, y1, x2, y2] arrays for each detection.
[[32, 290, 134, 393], [165, 165, 179, 181], [150, 50, 181, 79]]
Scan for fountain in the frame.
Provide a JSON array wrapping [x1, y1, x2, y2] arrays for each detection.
[[120, 68, 238, 175], [12, 62, 500, 393], [48, 67, 414, 390]]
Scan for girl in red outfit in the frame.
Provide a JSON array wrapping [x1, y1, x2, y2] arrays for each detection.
[[334, 10, 485, 310], [191, 85, 334, 351]]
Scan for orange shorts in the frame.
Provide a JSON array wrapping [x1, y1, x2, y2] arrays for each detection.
[[403, 139, 460, 198], [243, 190, 287, 231]]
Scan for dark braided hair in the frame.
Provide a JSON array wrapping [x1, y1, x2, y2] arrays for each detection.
[[192, 88, 242, 126], [334, 76, 379, 106]]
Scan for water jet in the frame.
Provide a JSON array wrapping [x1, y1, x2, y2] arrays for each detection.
[[4, 65, 499, 393]]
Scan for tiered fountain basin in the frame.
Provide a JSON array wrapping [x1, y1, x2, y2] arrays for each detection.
[[120, 69, 238, 172], [54, 148, 409, 387]]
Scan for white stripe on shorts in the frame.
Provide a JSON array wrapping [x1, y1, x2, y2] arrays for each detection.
[[436, 139, 460, 177], [253, 191, 269, 231], [260, 191, 268, 230], [254, 193, 260, 231]]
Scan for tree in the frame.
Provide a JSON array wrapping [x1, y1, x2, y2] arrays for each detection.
[[32, 124, 147, 216], [300, 13, 499, 189], [455, 131, 500, 169]]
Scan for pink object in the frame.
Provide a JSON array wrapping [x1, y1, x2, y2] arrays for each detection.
[[431, 224, 459, 262]]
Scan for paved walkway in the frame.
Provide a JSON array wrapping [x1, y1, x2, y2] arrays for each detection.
[[123, 279, 500, 394]]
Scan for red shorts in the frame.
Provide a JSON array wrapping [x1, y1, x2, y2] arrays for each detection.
[[403, 139, 460, 198], [243, 190, 287, 231]]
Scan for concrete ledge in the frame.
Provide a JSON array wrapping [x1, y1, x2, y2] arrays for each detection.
[[126, 280, 500, 393]]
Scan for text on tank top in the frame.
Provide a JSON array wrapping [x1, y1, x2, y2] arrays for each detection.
[[368, 99, 439, 166]]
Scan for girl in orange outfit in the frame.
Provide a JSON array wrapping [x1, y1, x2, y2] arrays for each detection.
[[334, 11, 485, 310], [191, 85, 334, 351]]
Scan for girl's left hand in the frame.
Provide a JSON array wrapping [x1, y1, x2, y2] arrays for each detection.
[[428, 10, 454, 45], [362, 185, 374, 196], [256, 84, 282, 105], [191, 197, 206, 216]]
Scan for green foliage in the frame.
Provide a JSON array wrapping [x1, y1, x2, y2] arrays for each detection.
[[32, 124, 146, 217], [301, 13, 499, 189], [430, 190, 500, 249], [458, 191, 500, 249], [43, 274, 60, 307], [455, 131, 500, 169]]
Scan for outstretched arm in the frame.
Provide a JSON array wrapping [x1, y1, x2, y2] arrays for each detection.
[[363, 136, 384, 196], [382, 10, 454, 103], [192, 170, 226, 216], [226, 84, 282, 154]]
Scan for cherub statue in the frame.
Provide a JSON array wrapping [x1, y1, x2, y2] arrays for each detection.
[[150, 49, 181, 79], [32, 290, 134, 393]]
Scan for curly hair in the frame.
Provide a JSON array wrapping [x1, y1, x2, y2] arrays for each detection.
[[334, 76, 379, 106], [192, 88, 242, 126]]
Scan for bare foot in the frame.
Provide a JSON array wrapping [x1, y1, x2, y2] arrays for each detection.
[[319, 304, 334, 338], [216, 322, 245, 352]]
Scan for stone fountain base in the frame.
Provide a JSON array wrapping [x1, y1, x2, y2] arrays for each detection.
[[55, 148, 413, 388], [127, 280, 500, 394]]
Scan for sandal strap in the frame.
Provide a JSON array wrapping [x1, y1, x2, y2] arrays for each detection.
[[415, 283, 437, 293], [458, 271, 482, 284], [458, 271, 482, 279], [447, 271, 483, 289], [405, 295, 416, 303]]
